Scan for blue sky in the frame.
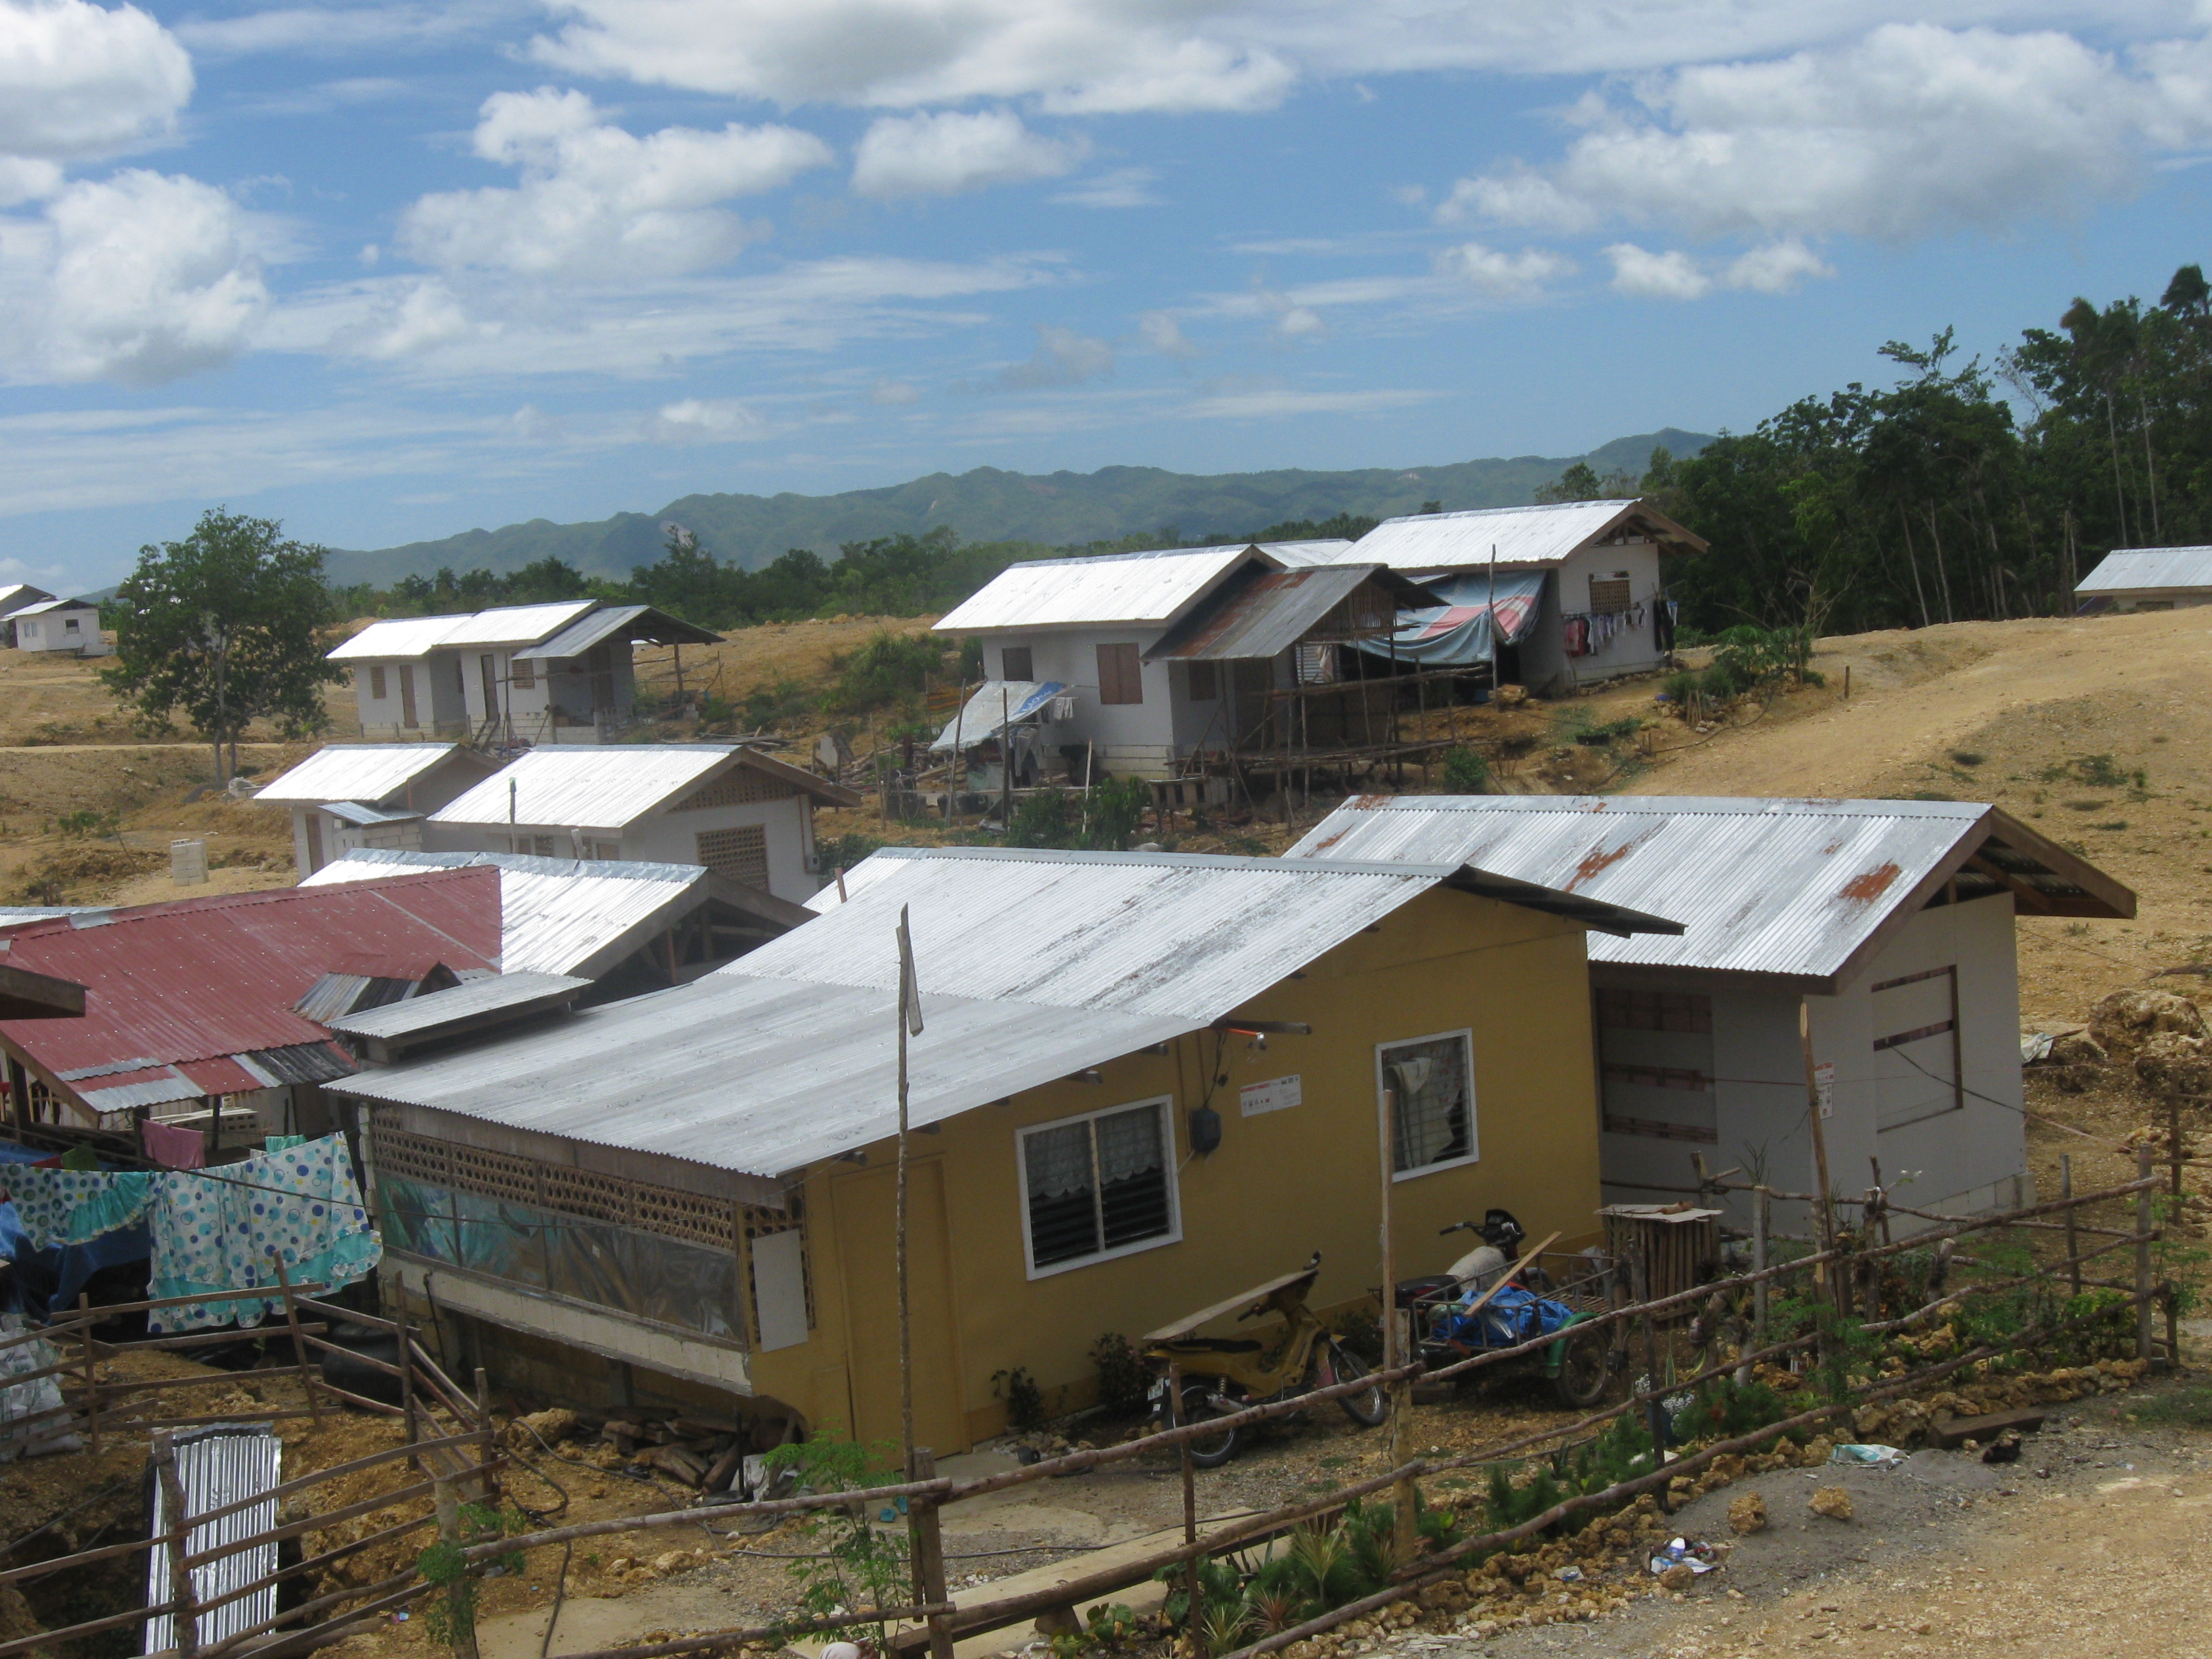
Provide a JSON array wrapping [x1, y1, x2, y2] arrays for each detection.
[[3, 0, 2210, 588]]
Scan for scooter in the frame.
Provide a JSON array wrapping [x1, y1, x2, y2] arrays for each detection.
[[1142, 1254, 1387, 1467], [1391, 1211, 1614, 1409]]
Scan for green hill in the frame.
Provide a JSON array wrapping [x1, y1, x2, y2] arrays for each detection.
[[327, 429, 1709, 587]]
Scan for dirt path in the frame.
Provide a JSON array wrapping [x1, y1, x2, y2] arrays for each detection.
[[1398, 1397, 2212, 1659]]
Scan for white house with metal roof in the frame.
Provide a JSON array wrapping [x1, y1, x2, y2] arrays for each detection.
[[0, 583, 54, 639], [1290, 500, 1707, 693], [302, 847, 813, 996], [2075, 546, 2212, 613], [253, 743, 501, 876], [1288, 796, 2135, 1229], [329, 842, 1676, 1439], [933, 543, 1419, 781], [8, 597, 107, 656], [422, 743, 859, 903], [330, 600, 721, 743]]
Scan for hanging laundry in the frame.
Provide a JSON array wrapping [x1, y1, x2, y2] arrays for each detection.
[[147, 1134, 379, 1334], [142, 1118, 207, 1170], [1, 1168, 153, 1248], [1562, 616, 1591, 656]]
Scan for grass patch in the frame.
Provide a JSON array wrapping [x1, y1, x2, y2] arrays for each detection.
[[2091, 820, 2131, 832], [2131, 1382, 2212, 1428]]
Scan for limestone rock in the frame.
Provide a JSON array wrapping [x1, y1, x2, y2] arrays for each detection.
[[1808, 1487, 1853, 1522], [2091, 989, 2206, 1056], [506, 1407, 579, 1448], [2135, 1031, 2212, 1097], [1727, 1492, 1767, 1535], [1658, 1563, 1697, 1592]]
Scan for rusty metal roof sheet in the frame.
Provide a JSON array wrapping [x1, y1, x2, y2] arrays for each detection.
[[0, 870, 499, 1104], [1147, 563, 1415, 661], [1317, 499, 1707, 576], [2076, 546, 2212, 593], [251, 744, 480, 807], [1286, 795, 2132, 986], [934, 544, 1266, 632]]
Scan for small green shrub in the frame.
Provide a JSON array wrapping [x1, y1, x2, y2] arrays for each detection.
[[1440, 746, 1490, 793], [991, 1364, 1047, 1431], [55, 809, 120, 840], [1008, 787, 1084, 847], [817, 831, 885, 874]]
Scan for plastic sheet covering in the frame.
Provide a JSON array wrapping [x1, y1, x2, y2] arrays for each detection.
[[0, 1314, 79, 1461], [382, 1176, 740, 1340], [1351, 569, 1547, 668]]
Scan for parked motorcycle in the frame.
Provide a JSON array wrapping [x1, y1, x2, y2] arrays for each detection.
[[1390, 1210, 1615, 1409], [1142, 1254, 1386, 1467]]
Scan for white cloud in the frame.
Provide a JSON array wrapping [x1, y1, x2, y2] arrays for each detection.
[[1431, 241, 1574, 301], [1605, 237, 1835, 299], [0, 0, 192, 167], [1050, 166, 1161, 207], [851, 109, 1083, 199], [1723, 237, 1832, 292], [991, 323, 1113, 388], [0, 170, 270, 384], [1273, 305, 1325, 339], [1604, 243, 1710, 299], [397, 87, 832, 279], [1137, 310, 1197, 359], [1441, 24, 2212, 243], [647, 396, 767, 441], [1182, 384, 1443, 419], [173, 0, 511, 56], [869, 375, 920, 404]]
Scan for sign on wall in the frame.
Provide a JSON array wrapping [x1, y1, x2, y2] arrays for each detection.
[[1240, 1075, 1303, 1117]]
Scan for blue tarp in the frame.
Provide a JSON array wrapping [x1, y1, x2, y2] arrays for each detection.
[[1351, 569, 1549, 668], [0, 1140, 150, 1317]]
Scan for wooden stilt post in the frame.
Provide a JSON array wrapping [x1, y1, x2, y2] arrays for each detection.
[[1799, 1003, 1836, 1294], [1634, 1242, 1668, 1513], [906, 1446, 954, 1659], [1378, 1087, 1414, 1565], [1751, 1187, 1770, 1354], [434, 1473, 482, 1659], [396, 1314, 421, 1467]]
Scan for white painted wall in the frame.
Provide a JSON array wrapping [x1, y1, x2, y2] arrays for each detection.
[[1594, 892, 2026, 1234], [425, 794, 819, 902], [981, 628, 1178, 771], [15, 608, 104, 655]]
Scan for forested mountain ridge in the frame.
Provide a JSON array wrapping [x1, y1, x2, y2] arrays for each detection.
[[325, 430, 1709, 588]]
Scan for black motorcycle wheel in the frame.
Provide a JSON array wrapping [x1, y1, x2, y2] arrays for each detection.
[[1553, 1321, 1611, 1409], [1328, 1339, 1389, 1427], [1162, 1379, 1242, 1467]]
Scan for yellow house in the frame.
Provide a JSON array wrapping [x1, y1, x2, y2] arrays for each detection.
[[330, 847, 1677, 1454]]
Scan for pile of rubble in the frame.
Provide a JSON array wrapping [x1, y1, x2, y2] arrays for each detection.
[[2034, 987, 2210, 1094], [504, 1405, 792, 1496]]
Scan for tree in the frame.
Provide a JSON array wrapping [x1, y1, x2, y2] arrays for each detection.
[[102, 509, 345, 782]]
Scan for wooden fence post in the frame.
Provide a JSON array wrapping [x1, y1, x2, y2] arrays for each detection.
[[1168, 1364, 1200, 1635], [2062, 1155, 2081, 1298], [2136, 1147, 2156, 1366], [152, 1430, 199, 1659], [434, 1473, 481, 1659], [905, 1447, 954, 1659], [1633, 1242, 1668, 1513], [75, 1294, 100, 1458], [1751, 1188, 1770, 1353], [272, 1258, 322, 1432], [396, 1315, 421, 1465], [475, 1366, 497, 1503]]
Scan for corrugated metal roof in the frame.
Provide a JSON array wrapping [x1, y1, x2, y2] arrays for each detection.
[[531, 603, 722, 659], [327, 971, 588, 1040], [302, 848, 715, 979], [2076, 546, 2212, 593], [430, 743, 861, 831], [332, 842, 1671, 1177], [81, 1068, 201, 1112], [933, 545, 1265, 632], [0, 871, 499, 1102], [1285, 794, 2130, 983], [326, 602, 596, 661], [0, 905, 102, 924], [251, 744, 472, 807], [1323, 500, 1706, 575], [1147, 563, 1404, 661], [0, 583, 54, 614], [929, 680, 1068, 753], [1254, 539, 1357, 569], [322, 800, 424, 827], [147, 1425, 281, 1653], [13, 597, 96, 615], [743, 844, 1675, 1017]]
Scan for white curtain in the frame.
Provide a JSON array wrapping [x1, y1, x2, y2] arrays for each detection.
[[1094, 1106, 1163, 1186], [1025, 1122, 1093, 1201]]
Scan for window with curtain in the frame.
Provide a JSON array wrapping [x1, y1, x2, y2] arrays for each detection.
[[1378, 1031, 1477, 1175], [1019, 1098, 1178, 1273]]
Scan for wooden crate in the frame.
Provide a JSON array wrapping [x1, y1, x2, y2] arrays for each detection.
[[1599, 1204, 1723, 1311]]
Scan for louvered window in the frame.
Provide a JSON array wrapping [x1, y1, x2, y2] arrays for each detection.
[[1019, 1098, 1179, 1275]]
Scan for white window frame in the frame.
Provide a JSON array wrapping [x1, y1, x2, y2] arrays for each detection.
[[1376, 1027, 1479, 1182], [1014, 1095, 1182, 1279]]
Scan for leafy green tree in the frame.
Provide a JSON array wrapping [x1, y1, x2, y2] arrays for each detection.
[[102, 509, 344, 781]]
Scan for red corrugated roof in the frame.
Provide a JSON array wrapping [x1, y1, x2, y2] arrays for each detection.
[[0, 868, 499, 1100]]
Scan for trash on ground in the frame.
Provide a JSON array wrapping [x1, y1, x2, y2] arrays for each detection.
[[1830, 1443, 1905, 1467], [1648, 1537, 1719, 1575]]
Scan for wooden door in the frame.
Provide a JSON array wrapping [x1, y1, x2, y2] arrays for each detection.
[[832, 1160, 969, 1457]]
